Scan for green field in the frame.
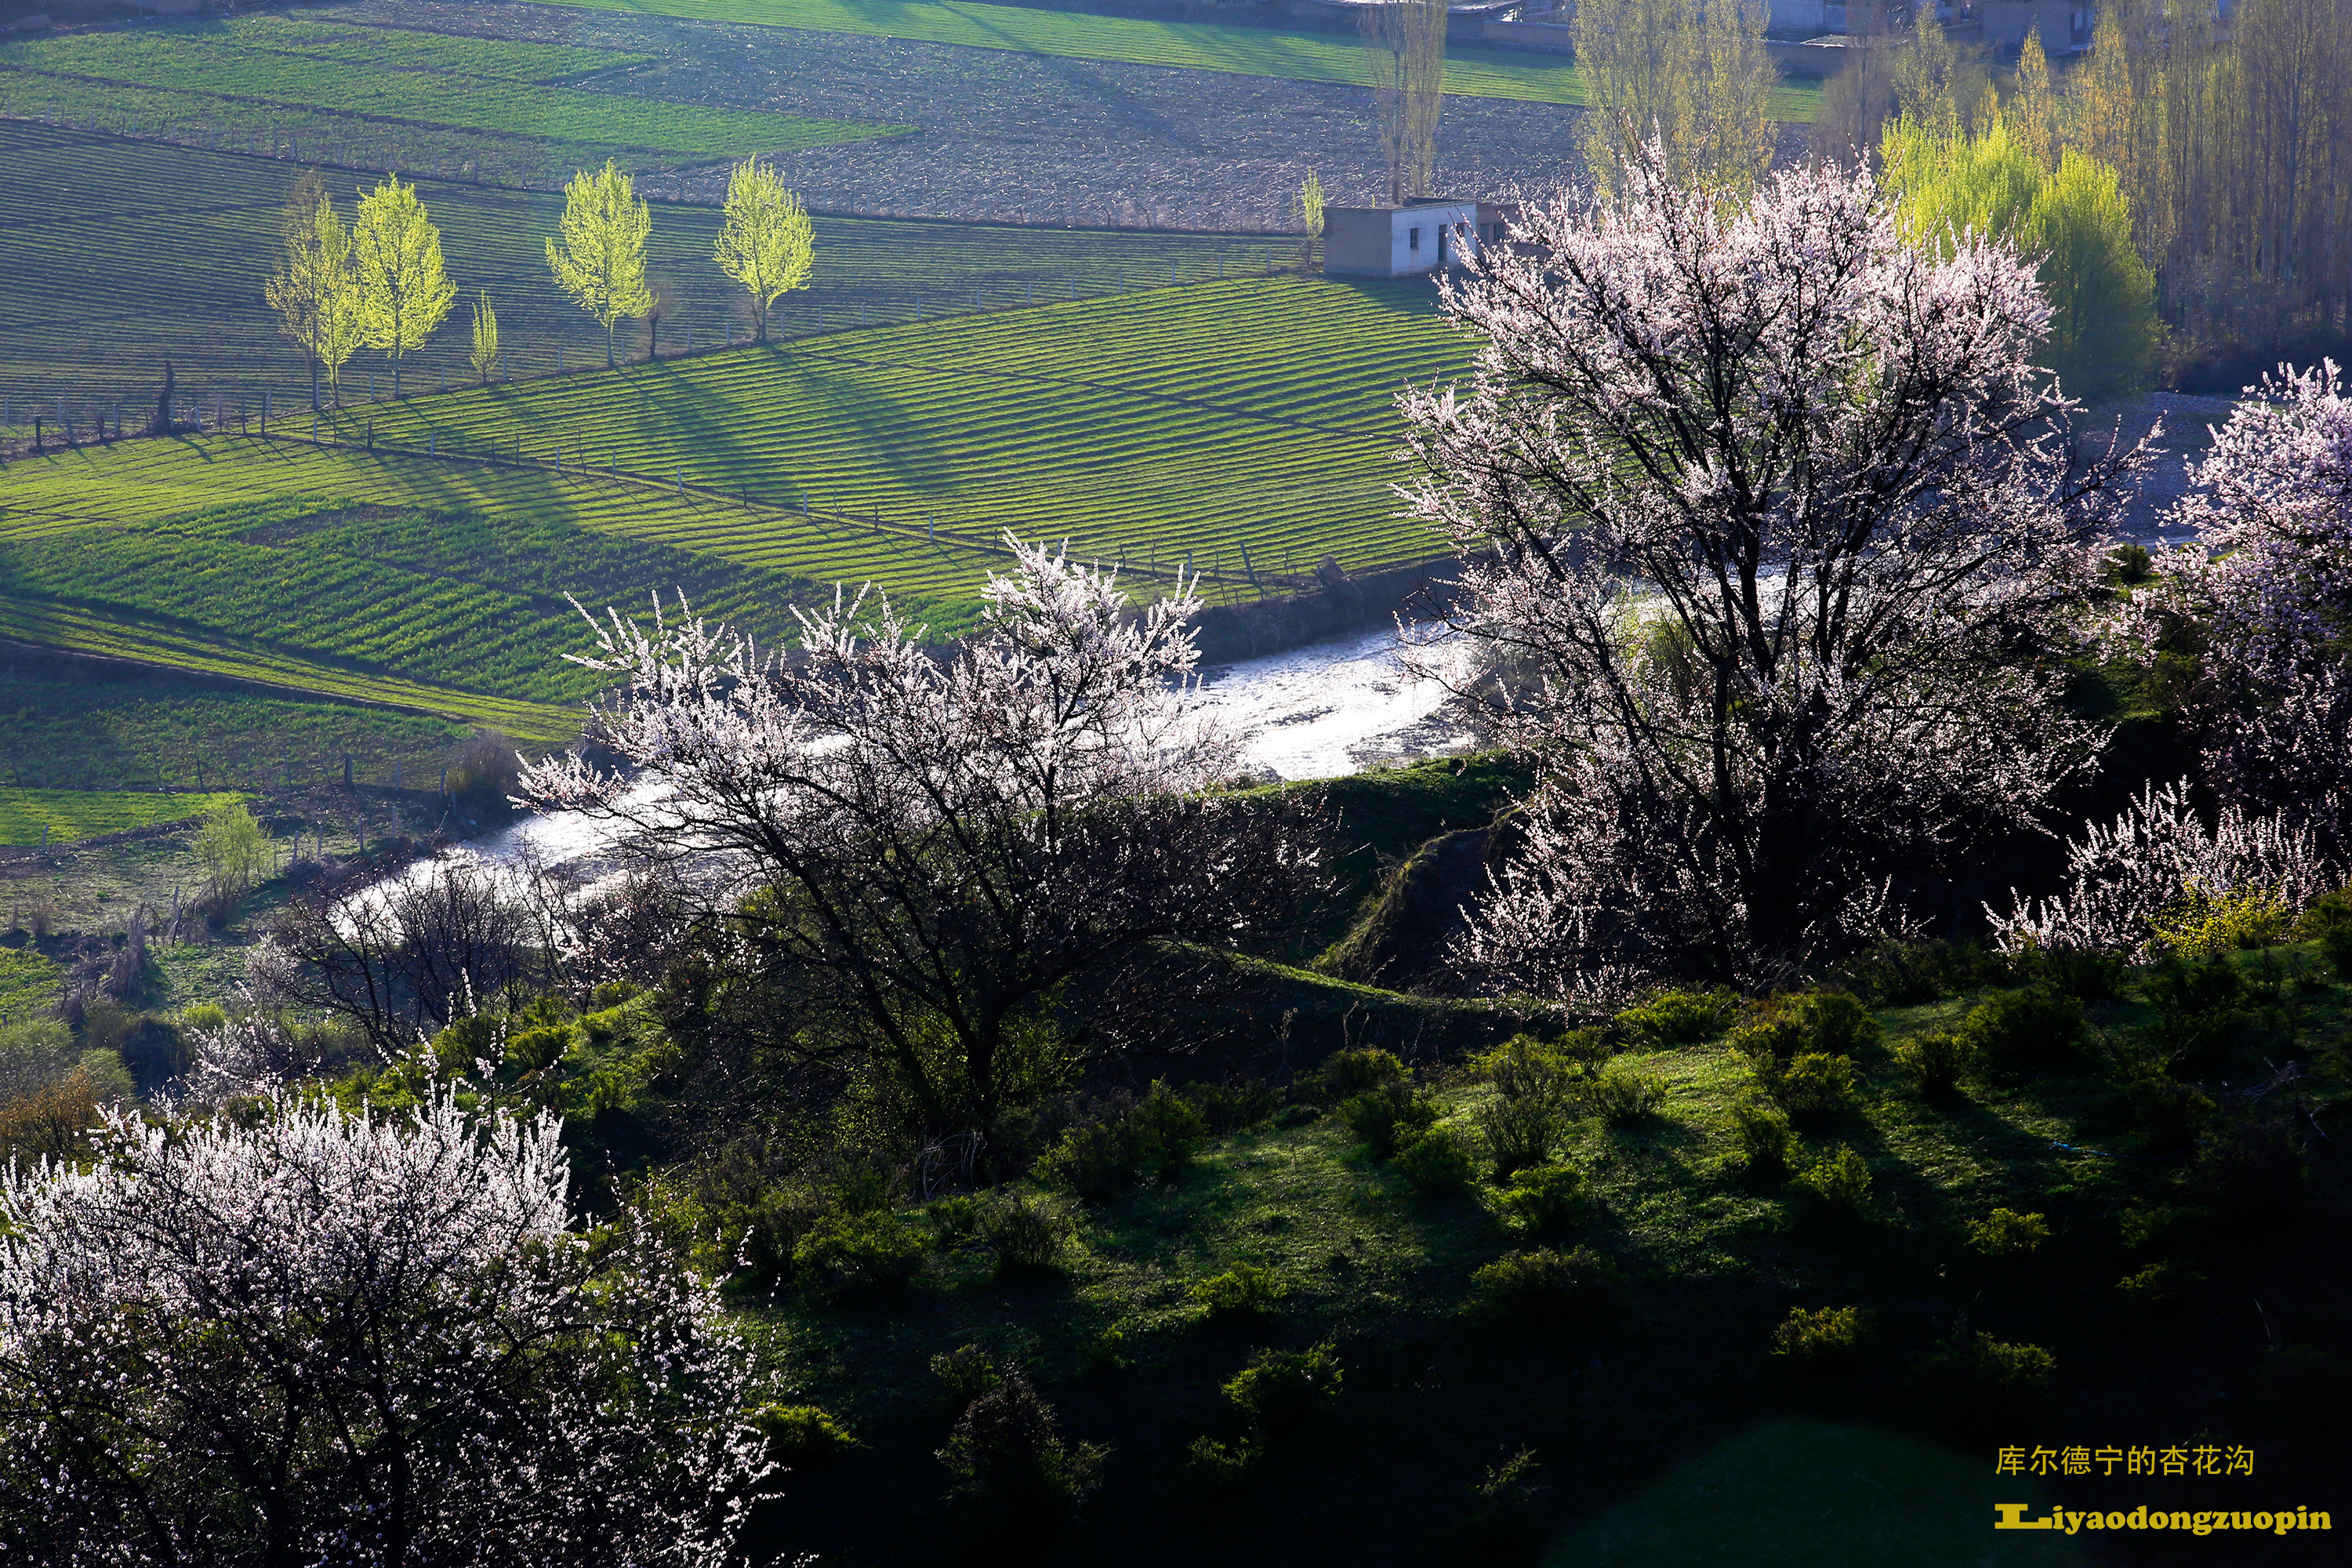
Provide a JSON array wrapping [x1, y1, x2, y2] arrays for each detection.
[[558, 0, 1823, 115], [0, 122, 1301, 417], [296, 275, 1460, 585], [0, 945, 61, 1022], [0, 786, 245, 848], [0, 20, 898, 164], [0, 670, 466, 794]]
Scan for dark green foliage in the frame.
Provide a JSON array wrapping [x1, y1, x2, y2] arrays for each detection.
[[1221, 1341, 1344, 1432], [2301, 889, 2352, 976], [1442, 1446, 1545, 1558], [1893, 1029, 1969, 1098], [1129, 1080, 1210, 1182], [1191, 1262, 1286, 1319], [1614, 989, 1735, 1046], [1964, 1208, 2050, 1259], [1181, 1077, 1281, 1134], [1184, 1433, 1262, 1489], [1730, 1094, 1793, 1178], [1766, 1052, 1855, 1125], [2118, 1259, 2205, 1308], [1769, 1305, 1872, 1375], [1339, 1082, 1440, 1157], [1394, 1127, 1479, 1196], [2024, 945, 2125, 1001], [1493, 1163, 1589, 1236], [1033, 1118, 1137, 1203], [1932, 1331, 2056, 1424], [1726, 1015, 1808, 1069], [1958, 987, 2085, 1079], [1468, 1246, 1623, 1323], [1472, 1034, 1580, 1180], [937, 1365, 1105, 1523], [2190, 1112, 2310, 1228], [926, 1195, 982, 1247], [1837, 939, 1965, 1006], [2110, 542, 2152, 583], [2249, 1345, 2352, 1439], [1306, 1047, 1409, 1105], [1791, 1145, 1871, 1217], [981, 1192, 1073, 1275], [792, 1208, 927, 1300], [931, 1345, 1004, 1407], [1788, 992, 1880, 1056], [750, 1403, 860, 1464], [1586, 1060, 1666, 1125]]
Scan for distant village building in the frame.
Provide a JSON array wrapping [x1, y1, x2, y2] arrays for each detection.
[[1323, 198, 1484, 277]]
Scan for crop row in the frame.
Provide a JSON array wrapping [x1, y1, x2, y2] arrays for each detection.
[[0, 673, 468, 795], [207, 15, 656, 83], [559, 0, 1819, 115], [343, 274, 1462, 583], [0, 123, 1299, 408], [0, 31, 893, 157], [0, 786, 245, 849]]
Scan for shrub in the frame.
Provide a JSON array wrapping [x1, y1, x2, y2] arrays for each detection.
[[1444, 1446, 1545, 1556], [1183, 1433, 1261, 1489], [1181, 1076, 1279, 1134], [1494, 1163, 1589, 1236], [1791, 991, 1881, 1055], [932, 1345, 1004, 1406], [982, 1192, 1073, 1275], [926, 1195, 982, 1247], [2118, 1259, 2205, 1308], [2025, 944, 2125, 1001], [0, 1069, 106, 1167], [1894, 1029, 1969, 1098], [1934, 1331, 2056, 1420], [2249, 1345, 2352, 1439], [1769, 1052, 1856, 1124], [1770, 1305, 1872, 1374], [1965, 1207, 2050, 1259], [2299, 888, 2352, 976], [1791, 1145, 1872, 1217], [1033, 1117, 1138, 1203], [1468, 1246, 1623, 1323], [1472, 1034, 1580, 1179], [1838, 939, 1965, 1006], [1958, 987, 2083, 1079], [1727, 1015, 1809, 1069], [1394, 1126, 1479, 1196], [2152, 884, 2290, 958], [750, 1403, 858, 1464], [792, 1208, 927, 1300], [1587, 1060, 1666, 1125], [1129, 1080, 1209, 1182], [937, 1365, 1105, 1523], [2190, 1112, 2310, 1228], [1305, 1047, 1407, 1104], [1339, 1083, 1439, 1158], [1221, 1341, 1343, 1432], [1729, 1094, 1792, 1177], [1190, 1262, 1285, 1319], [1614, 989, 1734, 1046]]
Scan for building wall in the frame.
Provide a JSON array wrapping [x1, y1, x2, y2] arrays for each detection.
[[1326, 201, 1480, 277]]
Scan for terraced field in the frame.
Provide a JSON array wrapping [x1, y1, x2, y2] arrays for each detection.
[[0, 787, 247, 848], [0, 122, 1298, 420], [561, 0, 1822, 115], [0, 20, 894, 161], [331, 274, 1461, 583], [0, 670, 466, 794]]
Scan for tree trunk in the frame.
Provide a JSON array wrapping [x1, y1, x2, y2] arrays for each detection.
[[606, 320, 615, 369]]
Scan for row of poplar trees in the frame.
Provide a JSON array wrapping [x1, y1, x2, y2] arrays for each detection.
[[267, 158, 815, 410]]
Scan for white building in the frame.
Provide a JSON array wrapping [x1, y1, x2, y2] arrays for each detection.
[[1323, 199, 1483, 278]]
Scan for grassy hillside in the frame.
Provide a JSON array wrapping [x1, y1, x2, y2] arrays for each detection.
[[0, 122, 1300, 415], [0, 786, 246, 848], [0, 19, 898, 164], [557, 0, 1824, 116], [336, 275, 1462, 586]]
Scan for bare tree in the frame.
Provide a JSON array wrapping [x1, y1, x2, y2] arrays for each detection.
[[522, 539, 1324, 1136], [255, 858, 551, 1054], [1362, 0, 1448, 205], [1402, 144, 2141, 1001]]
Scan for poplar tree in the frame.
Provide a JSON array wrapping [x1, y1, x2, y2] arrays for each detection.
[[1298, 170, 1326, 270], [468, 291, 499, 387], [1575, 0, 1773, 192], [1360, 0, 1446, 204], [547, 159, 652, 368], [712, 157, 812, 343], [265, 183, 361, 412], [348, 173, 455, 400], [2009, 27, 2059, 169]]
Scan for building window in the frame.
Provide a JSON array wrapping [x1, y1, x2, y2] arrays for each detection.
[[1409, 227, 1421, 251]]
